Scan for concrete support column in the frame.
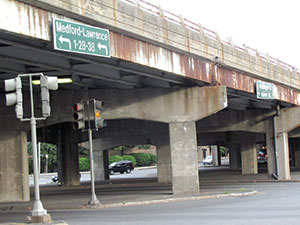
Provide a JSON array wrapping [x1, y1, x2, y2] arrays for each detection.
[[289, 139, 296, 167], [217, 146, 222, 166], [94, 150, 105, 181], [211, 145, 219, 166], [266, 118, 276, 178], [295, 139, 300, 168], [58, 124, 80, 186], [169, 122, 199, 195], [103, 150, 109, 180], [229, 144, 241, 170], [57, 127, 63, 184], [92, 139, 106, 181], [156, 139, 172, 184], [62, 142, 80, 186], [275, 132, 291, 180], [241, 140, 258, 175], [0, 130, 29, 202]]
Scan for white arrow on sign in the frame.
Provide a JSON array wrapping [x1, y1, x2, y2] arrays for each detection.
[[59, 35, 71, 49], [97, 42, 108, 55]]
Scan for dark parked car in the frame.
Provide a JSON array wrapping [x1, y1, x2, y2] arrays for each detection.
[[52, 175, 58, 182], [109, 160, 134, 175]]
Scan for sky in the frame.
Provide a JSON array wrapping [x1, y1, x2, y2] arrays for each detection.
[[146, 0, 300, 69]]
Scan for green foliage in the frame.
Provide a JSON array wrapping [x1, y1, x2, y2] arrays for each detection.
[[131, 153, 151, 166], [109, 155, 123, 164], [137, 144, 151, 149], [123, 155, 136, 166], [79, 157, 90, 171], [112, 146, 128, 151], [27, 142, 57, 174], [149, 154, 157, 164], [219, 146, 226, 157]]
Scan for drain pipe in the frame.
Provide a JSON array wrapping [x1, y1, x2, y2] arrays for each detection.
[[272, 105, 280, 180]]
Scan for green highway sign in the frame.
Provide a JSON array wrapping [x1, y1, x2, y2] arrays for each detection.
[[53, 18, 110, 57], [256, 81, 274, 99]]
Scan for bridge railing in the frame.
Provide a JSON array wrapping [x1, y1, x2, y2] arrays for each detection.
[[123, 0, 299, 75]]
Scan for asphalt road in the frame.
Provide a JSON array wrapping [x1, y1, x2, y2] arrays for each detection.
[[1, 182, 300, 225], [30, 159, 230, 186]]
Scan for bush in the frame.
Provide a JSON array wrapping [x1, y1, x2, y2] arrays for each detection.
[[123, 155, 136, 166], [149, 154, 157, 165], [79, 157, 90, 171], [109, 155, 123, 164], [219, 146, 226, 157], [131, 153, 151, 167]]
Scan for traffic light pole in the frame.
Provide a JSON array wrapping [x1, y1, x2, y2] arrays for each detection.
[[4, 73, 58, 222], [88, 128, 99, 205], [28, 75, 47, 216], [86, 100, 100, 205], [73, 99, 104, 206]]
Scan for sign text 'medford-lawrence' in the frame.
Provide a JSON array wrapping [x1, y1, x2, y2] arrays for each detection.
[[53, 18, 110, 57]]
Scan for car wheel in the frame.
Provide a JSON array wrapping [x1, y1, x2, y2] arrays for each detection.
[[109, 170, 114, 175], [125, 168, 131, 174]]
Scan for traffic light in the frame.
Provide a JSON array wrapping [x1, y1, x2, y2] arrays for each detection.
[[4, 77, 23, 119], [94, 100, 107, 129], [73, 103, 85, 130], [40, 76, 58, 117]]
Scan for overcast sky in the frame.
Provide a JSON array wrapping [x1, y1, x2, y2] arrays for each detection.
[[147, 0, 300, 69]]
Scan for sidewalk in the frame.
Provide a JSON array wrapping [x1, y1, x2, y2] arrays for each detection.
[[199, 166, 300, 183]]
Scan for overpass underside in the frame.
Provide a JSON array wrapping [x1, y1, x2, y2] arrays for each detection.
[[1, 0, 300, 202]]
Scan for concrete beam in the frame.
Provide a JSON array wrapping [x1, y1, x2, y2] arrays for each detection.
[[98, 86, 227, 123], [275, 107, 300, 133], [83, 136, 148, 152], [196, 109, 272, 133]]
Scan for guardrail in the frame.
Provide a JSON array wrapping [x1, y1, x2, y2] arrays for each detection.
[[123, 0, 299, 75]]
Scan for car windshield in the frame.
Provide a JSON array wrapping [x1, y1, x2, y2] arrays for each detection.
[[206, 156, 212, 159], [110, 162, 117, 167]]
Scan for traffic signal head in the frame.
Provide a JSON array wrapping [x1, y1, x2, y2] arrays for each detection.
[[4, 77, 23, 119], [73, 103, 85, 130], [40, 76, 58, 117], [94, 100, 107, 129]]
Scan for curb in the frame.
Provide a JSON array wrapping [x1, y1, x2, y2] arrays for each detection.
[[0, 190, 258, 212], [0, 222, 67, 225], [200, 179, 300, 184], [86, 190, 258, 209]]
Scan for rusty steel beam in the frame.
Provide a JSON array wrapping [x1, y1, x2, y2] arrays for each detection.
[[2, 0, 300, 105]]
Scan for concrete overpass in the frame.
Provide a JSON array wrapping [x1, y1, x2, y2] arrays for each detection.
[[1, 0, 300, 202]]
